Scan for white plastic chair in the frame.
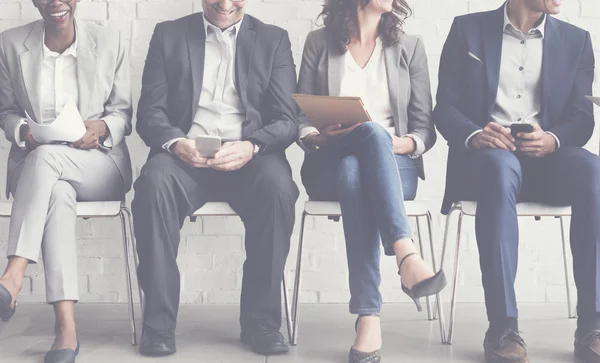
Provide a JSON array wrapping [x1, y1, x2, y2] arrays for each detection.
[[291, 200, 447, 345], [0, 201, 138, 345], [440, 201, 574, 344], [131, 202, 293, 344]]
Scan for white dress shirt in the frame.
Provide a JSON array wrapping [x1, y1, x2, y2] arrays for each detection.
[[299, 37, 425, 157], [465, 2, 560, 148], [14, 30, 112, 148], [163, 15, 245, 152]]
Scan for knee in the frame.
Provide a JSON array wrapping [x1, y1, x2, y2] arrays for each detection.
[[353, 122, 392, 144], [254, 171, 299, 203], [479, 150, 522, 193], [26, 145, 61, 165], [575, 153, 600, 194], [338, 156, 361, 195], [49, 181, 76, 206], [134, 154, 176, 196]]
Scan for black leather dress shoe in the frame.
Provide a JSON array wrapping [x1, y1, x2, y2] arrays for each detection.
[[575, 330, 600, 363], [44, 342, 79, 363], [139, 331, 176, 357], [0, 283, 16, 322], [241, 327, 289, 355]]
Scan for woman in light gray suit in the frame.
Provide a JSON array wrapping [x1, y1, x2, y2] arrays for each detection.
[[298, 0, 445, 361], [0, 0, 132, 361]]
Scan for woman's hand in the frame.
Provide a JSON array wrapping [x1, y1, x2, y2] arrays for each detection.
[[304, 123, 362, 148], [392, 136, 416, 155]]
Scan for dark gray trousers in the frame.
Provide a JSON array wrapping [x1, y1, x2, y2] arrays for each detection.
[[132, 152, 298, 334]]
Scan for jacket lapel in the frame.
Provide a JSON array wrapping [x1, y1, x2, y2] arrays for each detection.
[[235, 17, 255, 111], [75, 20, 97, 119], [384, 44, 401, 130], [481, 5, 505, 116], [541, 17, 562, 125], [19, 20, 44, 123], [187, 13, 206, 120]]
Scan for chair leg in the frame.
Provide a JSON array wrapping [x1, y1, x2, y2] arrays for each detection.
[[446, 209, 464, 345], [416, 216, 433, 321], [120, 207, 138, 346], [123, 207, 145, 342], [559, 216, 577, 319], [282, 270, 293, 343], [291, 212, 307, 346], [427, 211, 446, 344]]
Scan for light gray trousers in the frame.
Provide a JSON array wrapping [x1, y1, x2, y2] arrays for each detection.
[[7, 145, 123, 303]]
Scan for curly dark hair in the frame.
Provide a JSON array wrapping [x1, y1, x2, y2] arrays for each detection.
[[319, 0, 412, 53]]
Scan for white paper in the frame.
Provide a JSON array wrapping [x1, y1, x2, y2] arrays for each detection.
[[25, 99, 86, 144], [586, 95, 600, 107]]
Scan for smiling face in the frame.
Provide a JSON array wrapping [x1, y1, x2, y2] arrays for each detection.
[[364, 0, 394, 14], [524, 0, 562, 15], [33, 0, 77, 30], [202, 0, 245, 30]]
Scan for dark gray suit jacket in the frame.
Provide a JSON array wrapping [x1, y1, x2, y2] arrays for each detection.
[[297, 28, 436, 179], [137, 13, 298, 157]]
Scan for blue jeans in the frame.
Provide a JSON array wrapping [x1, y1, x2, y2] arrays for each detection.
[[301, 123, 419, 314]]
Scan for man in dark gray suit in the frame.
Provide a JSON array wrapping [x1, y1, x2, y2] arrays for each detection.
[[133, 0, 299, 357]]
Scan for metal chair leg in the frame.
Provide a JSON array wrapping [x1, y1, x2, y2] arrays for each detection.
[[123, 207, 144, 343], [291, 212, 307, 346], [282, 270, 293, 343], [559, 216, 577, 319], [416, 216, 433, 321], [427, 211, 446, 344], [446, 209, 464, 345], [120, 207, 138, 346]]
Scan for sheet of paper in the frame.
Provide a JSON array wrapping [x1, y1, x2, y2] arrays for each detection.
[[25, 99, 86, 144], [586, 95, 600, 107]]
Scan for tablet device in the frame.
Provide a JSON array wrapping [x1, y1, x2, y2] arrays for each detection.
[[293, 94, 372, 131], [195, 135, 221, 158]]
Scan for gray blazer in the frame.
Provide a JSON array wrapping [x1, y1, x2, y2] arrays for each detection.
[[297, 28, 436, 179], [0, 20, 133, 197]]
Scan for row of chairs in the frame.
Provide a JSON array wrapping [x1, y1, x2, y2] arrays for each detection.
[[0, 199, 576, 346]]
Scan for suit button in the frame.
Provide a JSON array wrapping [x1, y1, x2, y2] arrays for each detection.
[[243, 120, 250, 126]]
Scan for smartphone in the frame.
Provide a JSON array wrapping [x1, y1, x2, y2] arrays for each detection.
[[510, 123, 533, 138], [195, 135, 221, 158]]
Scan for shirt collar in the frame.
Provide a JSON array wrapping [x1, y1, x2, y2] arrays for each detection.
[[203, 13, 243, 39], [503, 0, 546, 38], [42, 26, 78, 59]]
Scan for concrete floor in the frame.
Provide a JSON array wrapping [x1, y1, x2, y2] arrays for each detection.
[[0, 303, 581, 362]]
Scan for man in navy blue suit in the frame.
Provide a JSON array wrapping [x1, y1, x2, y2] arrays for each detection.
[[434, 0, 599, 362]]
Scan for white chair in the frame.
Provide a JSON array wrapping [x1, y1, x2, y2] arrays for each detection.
[[0, 201, 138, 346], [131, 202, 293, 344], [290, 200, 447, 345], [440, 201, 575, 344]]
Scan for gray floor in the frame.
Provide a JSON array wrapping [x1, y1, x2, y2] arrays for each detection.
[[0, 303, 581, 362]]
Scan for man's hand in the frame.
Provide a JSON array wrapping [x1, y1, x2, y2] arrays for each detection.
[[514, 123, 557, 158], [471, 122, 516, 151], [20, 124, 39, 151], [207, 141, 254, 171], [304, 123, 362, 148], [71, 120, 107, 150], [172, 139, 210, 167], [392, 136, 416, 155]]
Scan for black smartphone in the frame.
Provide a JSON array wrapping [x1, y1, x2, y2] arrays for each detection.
[[510, 123, 533, 138]]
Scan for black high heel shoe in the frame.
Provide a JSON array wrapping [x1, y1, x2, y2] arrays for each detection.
[[348, 315, 381, 363], [398, 252, 446, 312], [0, 283, 16, 322]]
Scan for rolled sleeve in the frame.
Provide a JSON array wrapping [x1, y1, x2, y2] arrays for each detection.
[[405, 134, 426, 159]]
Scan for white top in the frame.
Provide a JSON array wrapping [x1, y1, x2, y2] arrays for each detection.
[[14, 29, 112, 148], [465, 1, 559, 148], [299, 37, 424, 156], [163, 15, 245, 151]]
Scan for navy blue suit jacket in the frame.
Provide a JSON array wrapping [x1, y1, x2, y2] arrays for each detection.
[[433, 4, 595, 214]]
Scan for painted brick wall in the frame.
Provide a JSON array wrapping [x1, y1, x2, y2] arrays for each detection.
[[0, 0, 598, 306]]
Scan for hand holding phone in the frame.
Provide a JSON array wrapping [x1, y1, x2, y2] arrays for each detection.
[[510, 123, 534, 138], [195, 135, 221, 158]]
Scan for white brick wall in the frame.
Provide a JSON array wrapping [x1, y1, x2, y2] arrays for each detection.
[[0, 0, 599, 306]]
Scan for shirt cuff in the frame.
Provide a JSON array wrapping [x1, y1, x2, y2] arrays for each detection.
[[298, 127, 319, 151], [14, 119, 27, 149], [163, 137, 187, 153], [404, 134, 426, 159], [546, 131, 561, 149], [465, 130, 483, 149], [98, 134, 113, 152]]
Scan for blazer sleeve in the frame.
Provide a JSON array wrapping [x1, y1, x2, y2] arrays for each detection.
[[136, 23, 187, 149], [547, 31, 595, 147], [407, 36, 436, 152], [244, 29, 298, 154], [0, 33, 26, 144], [100, 32, 132, 147], [433, 18, 483, 147]]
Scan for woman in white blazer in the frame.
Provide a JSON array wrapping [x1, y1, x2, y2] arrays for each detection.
[[297, 0, 445, 362], [0, 0, 132, 361]]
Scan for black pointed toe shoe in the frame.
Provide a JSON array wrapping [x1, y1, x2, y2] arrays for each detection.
[[0, 283, 16, 322]]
